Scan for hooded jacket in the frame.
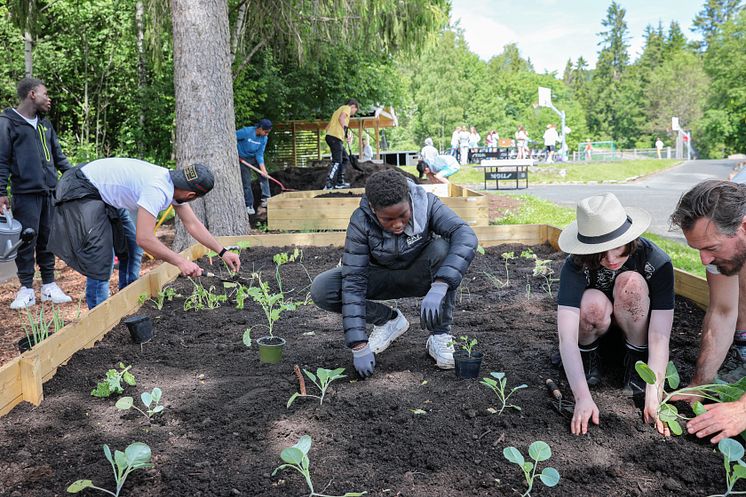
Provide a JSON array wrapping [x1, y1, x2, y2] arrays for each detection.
[[0, 108, 71, 195], [341, 181, 478, 345]]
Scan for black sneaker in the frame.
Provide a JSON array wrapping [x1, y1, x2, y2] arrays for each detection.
[[623, 349, 648, 397], [581, 348, 602, 386]]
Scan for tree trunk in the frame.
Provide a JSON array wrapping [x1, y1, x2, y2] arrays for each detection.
[[23, 30, 33, 77], [170, 0, 248, 251], [135, 0, 146, 158]]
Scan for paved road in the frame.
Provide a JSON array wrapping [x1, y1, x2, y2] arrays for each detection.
[[504, 159, 740, 241]]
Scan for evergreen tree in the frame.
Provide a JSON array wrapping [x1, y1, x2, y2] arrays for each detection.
[[692, 0, 742, 49]]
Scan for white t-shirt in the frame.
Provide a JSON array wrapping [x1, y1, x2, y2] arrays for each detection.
[[656, 139, 664, 150], [13, 109, 38, 129], [458, 130, 470, 146], [82, 158, 176, 218], [420, 145, 438, 166], [543, 128, 559, 146]]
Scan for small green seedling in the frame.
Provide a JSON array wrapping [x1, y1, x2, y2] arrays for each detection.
[[480, 372, 527, 415], [138, 287, 176, 310], [67, 442, 153, 496], [483, 271, 507, 289], [115, 387, 164, 419], [449, 335, 478, 358], [476, 245, 486, 255], [242, 327, 252, 347], [234, 284, 252, 310], [273, 435, 366, 497], [711, 438, 746, 497], [532, 259, 558, 296], [273, 247, 302, 293], [19, 302, 65, 348], [520, 248, 535, 259], [288, 367, 346, 407], [501, 251, 516, 284], [91, 363, 136, 398], [248, 273, 297, 338], [503, 441, 560, 497], [635, 360, 746, 436]]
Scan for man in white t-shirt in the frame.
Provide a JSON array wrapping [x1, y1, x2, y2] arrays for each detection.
[[543, 124, 559, 163], [49, 158, 241, 308]]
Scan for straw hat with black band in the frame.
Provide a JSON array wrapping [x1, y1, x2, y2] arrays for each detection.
[[558, 193, 651, 255]]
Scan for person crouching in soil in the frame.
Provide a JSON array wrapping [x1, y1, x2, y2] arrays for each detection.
[[311, 169, 478, 378], [416, 153, 461, 185], [556, 193, 674, 436]]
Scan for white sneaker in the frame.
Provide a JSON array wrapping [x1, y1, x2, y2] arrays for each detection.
[[41, 282, 72, 304], [368, 309, 409, 354], [426, 333, 455, 369], [11, 286, 36, 309], [246, 206, 255, 215]]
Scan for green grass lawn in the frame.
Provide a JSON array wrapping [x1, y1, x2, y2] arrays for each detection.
[[493, 194, 704, 277], [401, 159, 679, 185]]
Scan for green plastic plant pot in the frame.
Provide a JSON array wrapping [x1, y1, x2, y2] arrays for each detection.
[[257, 336, 286, 364], [454, 351, 483, 379]]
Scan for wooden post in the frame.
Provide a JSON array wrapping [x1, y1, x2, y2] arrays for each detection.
[[291, 122, 297, 166], [20, 354, 43, 406], [358, 120, 363, 156], [375, 122, 380, 159], [316, 128, 321, 160]]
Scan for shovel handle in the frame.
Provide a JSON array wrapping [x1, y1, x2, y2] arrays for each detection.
[[545, 378, 562, 401]]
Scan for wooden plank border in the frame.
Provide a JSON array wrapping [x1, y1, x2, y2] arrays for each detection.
[[0, 224, 708, 416]]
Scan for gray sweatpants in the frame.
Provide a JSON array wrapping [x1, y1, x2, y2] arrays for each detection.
[[310, 237, 456, 334]]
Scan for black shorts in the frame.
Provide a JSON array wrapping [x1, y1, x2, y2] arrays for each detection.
[[545, 145, 555, 152]]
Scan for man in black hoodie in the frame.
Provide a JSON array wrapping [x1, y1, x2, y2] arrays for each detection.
[[0, 77, 73, 309]]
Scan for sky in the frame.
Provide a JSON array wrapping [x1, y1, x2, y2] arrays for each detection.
[[450, 0, 704, 74]]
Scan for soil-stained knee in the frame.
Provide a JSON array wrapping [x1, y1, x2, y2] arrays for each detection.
[[613, 272, 649, 320], [580, 296, 612, 332]]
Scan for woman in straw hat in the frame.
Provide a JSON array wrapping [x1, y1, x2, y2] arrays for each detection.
[[556, 193, 674, 436]]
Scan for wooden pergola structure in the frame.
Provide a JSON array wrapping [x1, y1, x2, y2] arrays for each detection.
[[268, 106, 398, 167]]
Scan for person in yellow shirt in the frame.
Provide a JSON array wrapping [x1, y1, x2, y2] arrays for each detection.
[[324, 99, 358, 189]]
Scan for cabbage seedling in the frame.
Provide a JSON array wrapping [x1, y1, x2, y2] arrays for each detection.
[[67, 442, 153, 496], [449, 335, 478, 358], [273, 435, 366, 497], [711, 438, 746, 497], [115, 387, 164, 419], [503, 441, 560, 497], [480, 372, 527, 415], [635, 361, 746, 436], [288, 367, 346, 407], [501, 251, 516, 284], [247, 273, 297, 338], [91, 363, 136, 398]]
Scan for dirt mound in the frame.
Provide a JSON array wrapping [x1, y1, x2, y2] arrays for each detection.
[[249, 161, 418, 202]]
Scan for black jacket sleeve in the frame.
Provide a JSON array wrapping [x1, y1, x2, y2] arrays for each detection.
[[50, 126, 71, 173], [0, 118, 11, 193], [341, 209, 372, 347], [427, 195, 478, 289]]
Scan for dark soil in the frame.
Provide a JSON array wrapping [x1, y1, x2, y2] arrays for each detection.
[[0, 244, 735, 497], [250, 161, 418, 201], [315, 192, 364, 198]]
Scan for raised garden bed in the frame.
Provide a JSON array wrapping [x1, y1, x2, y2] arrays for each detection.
[[267, 184, 489, 230], [0, 235, 736, 496]]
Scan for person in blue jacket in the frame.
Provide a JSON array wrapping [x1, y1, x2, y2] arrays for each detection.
[[236, 118, 272, 215]]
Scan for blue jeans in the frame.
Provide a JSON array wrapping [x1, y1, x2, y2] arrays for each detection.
[[239, 156, 271, 208], [85, 209, 142, 309]]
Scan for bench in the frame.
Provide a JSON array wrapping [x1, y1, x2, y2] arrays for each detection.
[[475, 159, 534, 190]]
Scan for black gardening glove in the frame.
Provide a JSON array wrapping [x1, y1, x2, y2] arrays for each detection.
[[420, 281, 449, 331]]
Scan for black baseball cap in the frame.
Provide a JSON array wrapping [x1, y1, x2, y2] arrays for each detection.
[[169, 163, 214, 196]]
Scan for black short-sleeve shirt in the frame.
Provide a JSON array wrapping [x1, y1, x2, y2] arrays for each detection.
[[557, 237, 675, 311]]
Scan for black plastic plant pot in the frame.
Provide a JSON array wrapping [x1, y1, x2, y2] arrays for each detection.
[[124, 315, 154, 344], [454, 351, 483, 379], [257, 336, 286, 364], [17, 336, 32, 353]]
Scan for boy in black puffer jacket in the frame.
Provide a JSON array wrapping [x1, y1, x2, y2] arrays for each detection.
[[311, 169, 478, 378]]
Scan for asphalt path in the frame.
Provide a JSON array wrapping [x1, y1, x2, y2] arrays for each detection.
[[503, 159, 740, 241]]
